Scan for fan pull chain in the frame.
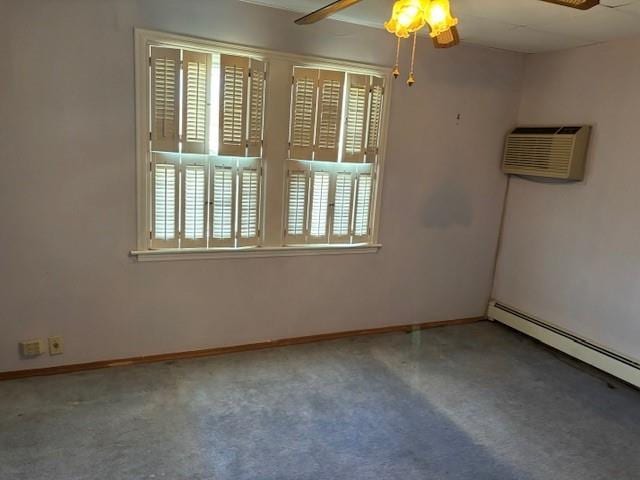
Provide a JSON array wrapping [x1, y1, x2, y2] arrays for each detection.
[[392, 36, 401, 79], [407, 32, 417, 86]]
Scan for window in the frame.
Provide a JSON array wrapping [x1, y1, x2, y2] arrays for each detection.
[[134, 30, 389, 259], [146, 45, 265, 250], [284, 68, 384, 245]]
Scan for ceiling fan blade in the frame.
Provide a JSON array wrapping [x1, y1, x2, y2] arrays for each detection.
[[432, 26, 460, 49], [538, 0, 599, 9], [294, 0, 363, 25]]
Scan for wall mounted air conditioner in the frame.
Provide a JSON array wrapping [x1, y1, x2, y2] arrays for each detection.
[[502, 126, 591, 180]]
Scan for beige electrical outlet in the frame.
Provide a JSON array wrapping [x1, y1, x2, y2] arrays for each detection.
[[48, 336, 64, 355], [20, 339, 44, 357]]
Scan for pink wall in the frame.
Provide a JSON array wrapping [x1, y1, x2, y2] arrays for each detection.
[[0, 0, 523, 372], [494, 38, 640, 361]]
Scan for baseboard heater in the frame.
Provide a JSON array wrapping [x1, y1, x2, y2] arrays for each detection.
[[487, 301, 640, 388]]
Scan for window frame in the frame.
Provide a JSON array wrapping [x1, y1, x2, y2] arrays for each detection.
[[133, 29, 392, 261]]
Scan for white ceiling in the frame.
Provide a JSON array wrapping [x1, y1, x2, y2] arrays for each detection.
[[240, 0, 640, 53]]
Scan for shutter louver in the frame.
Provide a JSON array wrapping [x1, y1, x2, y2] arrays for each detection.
[[238, 167, 260, 246], [151, 47, 180, 153], [285, 169, 309, 244], [290, 68, 319, 160], [365, 77, 384, 163], [182, 51, 211, 154], [247, 60, 266, 158], [210, 164, 236, 246], [352, 173, 373, 242], [181, 159, 207, 248], [151, 154, 179, 248], [219, 55, 249, 157], [309, 170, 331, 242], [330, 172, 354, 243], [343, 74, 370, 163], [314, 70, 345, 161]]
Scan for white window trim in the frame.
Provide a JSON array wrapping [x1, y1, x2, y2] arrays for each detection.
[[131, 244, 382, 262], [133, 29, 392, 260]]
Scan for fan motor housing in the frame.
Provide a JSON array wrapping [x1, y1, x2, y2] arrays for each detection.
[[502, 125, 592, 180]]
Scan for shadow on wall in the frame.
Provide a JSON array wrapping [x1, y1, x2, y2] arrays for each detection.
[[423, 179, 473, 228]]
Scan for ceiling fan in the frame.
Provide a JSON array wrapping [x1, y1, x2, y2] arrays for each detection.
[[294, 0, 599, 84], [294, 0, 599, 26]]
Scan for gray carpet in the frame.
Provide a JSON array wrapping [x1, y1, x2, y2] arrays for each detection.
[[1, 321, 639, 480]]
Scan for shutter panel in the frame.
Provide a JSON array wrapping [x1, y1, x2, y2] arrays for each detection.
[[151, 47, 180, 153], [365, 77, 384, 163], [180, 157, 208, 248], [210, 164, 237, 247], [308, 170, 331, 243], [238, 166, 261, 246], [219, 55, 249, 157], [182, 51, 211, 154], [247, 59, 266, 158], [352, 172, 373, 243], [151, 153, 179, 248], [330, 171, 355, 244], [314, 70, 345, 161], [290, 68, 319, 160], [284, 168, 309, 244], [343, 74, 370, 163]]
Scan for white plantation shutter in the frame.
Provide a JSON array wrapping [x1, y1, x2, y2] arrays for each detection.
[[352, 172, 373, 243], [290, 68, 319, 160], [247, 59, 266, 158], [181, 158, 208, 248], [182, 51, 211, 154], [365, 76, 384, 163], [219, 55, 249, 157], [314, 70, 345, 161], [343, 74, 370, 163], [151, 153, 179, 248], [210, 164, 237, 246], [142, 36, 388, 253], [151, 47, 180, 152], [330, 172, 355, 243], [285, 169, 309, 244], [308, 170, 331, 242], [238, 166, 261, 246]]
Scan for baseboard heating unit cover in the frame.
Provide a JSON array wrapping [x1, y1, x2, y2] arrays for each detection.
[[488, 301, 640, 388]]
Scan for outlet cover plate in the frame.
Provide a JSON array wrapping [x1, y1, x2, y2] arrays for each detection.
[[48, 336, 64, 355]]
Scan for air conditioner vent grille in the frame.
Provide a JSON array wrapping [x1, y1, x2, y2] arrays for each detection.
[[511, 127, 561, 135], [502, 125, 591, 180]]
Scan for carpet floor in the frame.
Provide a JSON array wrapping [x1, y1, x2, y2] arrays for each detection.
[[1, 321, 639, 480]]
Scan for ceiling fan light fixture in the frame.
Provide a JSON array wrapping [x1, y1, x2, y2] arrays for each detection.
[[385, 0, 429, 38], [424, 0, 458, 38], [385, 0, 460, 86]]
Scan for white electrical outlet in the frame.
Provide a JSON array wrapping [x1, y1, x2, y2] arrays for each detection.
[[20, 339, 44, 357], [48, 336, 64, 355]]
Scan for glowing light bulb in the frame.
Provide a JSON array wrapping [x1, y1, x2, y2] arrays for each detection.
[[424, 0, 458, 38], [385, 0, 428, 38], [428, 4, 446, 24], [398, 5, 420, 27]]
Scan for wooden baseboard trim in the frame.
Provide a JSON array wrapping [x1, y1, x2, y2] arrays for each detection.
[[0, 317, 484, 381]]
